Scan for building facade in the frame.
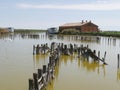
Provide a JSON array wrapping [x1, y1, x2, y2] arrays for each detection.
[[59, 20, 99, 33], [0, 27, 14, 34]]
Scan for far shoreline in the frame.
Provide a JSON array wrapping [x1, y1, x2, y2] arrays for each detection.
[[13, 29, 120, 38]]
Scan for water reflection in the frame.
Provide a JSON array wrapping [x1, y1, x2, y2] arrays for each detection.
[[49, 55, 106, 90], [79, 57, 106, 77], [0, 32, 119, 47], [33, 50, 107, 90], [103, 37, 117, 46], [117, 69, 120, 81], [60, 54, 106, 75], [1, 32, 118, 47], [0, 33, 15, 41], [55, 35, 101, 43], [1, 32, 120, 90], [33, 53, 49, 69], [18, 33, 40, 39]]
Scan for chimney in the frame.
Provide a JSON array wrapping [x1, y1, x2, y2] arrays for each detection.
[[86, 20, 87, 22], [89, 20, 91, 23], [82, 20, 84, 23]]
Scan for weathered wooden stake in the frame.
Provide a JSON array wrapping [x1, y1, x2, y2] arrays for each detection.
[[98, 51, 100, 58], [118, 54, 120, 69], [43, 44, 45, 54], [38, 69, 42, 79], [104, 51, 106, 59], [93, 50, 96, 55], [103, 51, 106, 62], [36, 44, 40, 54], [33, 73, 38, 90], [78, 47, 81, 58], [102, 51, 107, 64], [46, 64, 50, 82], [29, 78, 33, 90], [86, 45, 89, 48], [43, 65, 47, 74], [33, 45, 36, 55], [49, 56, 52, 67]]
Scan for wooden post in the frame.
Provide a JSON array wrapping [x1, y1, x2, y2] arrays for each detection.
[[78, 47, 80, 58], [38, 69, 42, 79], [102, 51, 107, 64], [43, 65, 46, 74], [86, 45, 89, 48], [98, 51, 100, 58], [61, 43, 64, 54], [98, 51, 100, 63], [104, 51, 106, 59], [33, 45, 36, 55], [29, 78, 33, 90], [70, 44, 73, 55], [43, 44, 45, 54], [103, 51, 106, 63], [49, 56, 52, 67], [33, 73, 38, 90], [46, 64, 50, 82], [64, 45, 68, 55], [36, 44, 40, 54], [93, 50, 96, 55], [118, 54, 120, 69]]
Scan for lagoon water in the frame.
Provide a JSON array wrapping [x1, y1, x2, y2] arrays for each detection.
[[0, 32, 120, 90]]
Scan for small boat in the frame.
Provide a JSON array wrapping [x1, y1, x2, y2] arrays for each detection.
[[7, 27, 14, 33]]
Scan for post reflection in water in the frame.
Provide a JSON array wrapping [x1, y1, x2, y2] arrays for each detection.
[[117, 69, 120, 81], [78, 56, 106, 76], [33, 53, 49, 69], [33, 51, 107, 90]]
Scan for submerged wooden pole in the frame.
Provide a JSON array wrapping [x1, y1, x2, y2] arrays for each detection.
[[36, 44, 40, 54], [93, 50, 96, 55], [104, 51, 106, 59], [38, 69, 42, 79], [118, 54, 120, 69], [33, 45, 35, 55], [43, 65, 47, 74], [33, 73, 38, 90], [103, 51, 107, 64], [29, 78, 33, 90], [98, 51, 100, 58], [86, 45, 89, 48], [49, 56, 52, 67]]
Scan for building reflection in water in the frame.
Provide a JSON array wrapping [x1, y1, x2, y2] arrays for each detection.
[[46, 34, 101, 44], [0, 33, 15, 41], [14, 32, 48, 40]]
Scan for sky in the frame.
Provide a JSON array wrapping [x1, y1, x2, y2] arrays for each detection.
[[0, 0, 120, 31]]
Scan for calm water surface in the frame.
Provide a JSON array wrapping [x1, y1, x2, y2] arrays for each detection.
[[0, 32, 120, 90]]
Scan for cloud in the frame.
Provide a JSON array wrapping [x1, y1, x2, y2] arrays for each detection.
[[96, 0, 109, 3], [17, 2, 120, 11]]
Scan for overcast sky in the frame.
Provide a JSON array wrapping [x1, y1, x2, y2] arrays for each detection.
[[0, 0, 120, 30]]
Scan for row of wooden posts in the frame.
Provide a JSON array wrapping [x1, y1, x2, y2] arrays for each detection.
[[33, 42, 107, 65], [30, 42, 109, 90], [29, 42, 60, 90], [29, 49, 59, 90]]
